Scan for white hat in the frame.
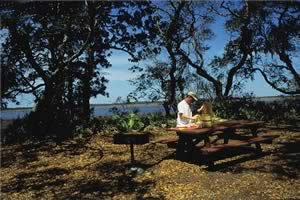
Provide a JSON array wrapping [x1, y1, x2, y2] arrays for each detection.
[[187, 91, 198, 101]]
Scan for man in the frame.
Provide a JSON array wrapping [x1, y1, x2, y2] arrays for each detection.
[[177, 91, 199, 127]]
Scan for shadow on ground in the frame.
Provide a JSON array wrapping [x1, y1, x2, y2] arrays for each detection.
[[1, 124, 298, 199], [203, 125, 300, 179], [1, 136, 164, 199]]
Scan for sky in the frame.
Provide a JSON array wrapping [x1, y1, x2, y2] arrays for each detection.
[[4, 7, 285, 108]]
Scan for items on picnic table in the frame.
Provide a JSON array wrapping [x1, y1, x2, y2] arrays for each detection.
[[176, 114, 227, 128], [176, 123, 200, 128], [193, 114, 227, 128]]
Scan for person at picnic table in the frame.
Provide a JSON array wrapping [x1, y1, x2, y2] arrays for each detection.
[[177, 91, 204, 128]]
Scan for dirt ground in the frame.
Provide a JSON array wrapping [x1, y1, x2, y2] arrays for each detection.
[[1, 125, 299, 200]]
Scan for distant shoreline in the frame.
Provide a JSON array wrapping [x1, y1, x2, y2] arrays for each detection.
[[2, 95, 299, 111], [2, 101, 164, 111]]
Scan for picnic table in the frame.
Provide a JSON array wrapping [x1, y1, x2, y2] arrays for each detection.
[[164, 120, 278, 165]]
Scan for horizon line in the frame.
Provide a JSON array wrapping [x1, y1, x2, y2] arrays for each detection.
[[2, 95, 299, 110]]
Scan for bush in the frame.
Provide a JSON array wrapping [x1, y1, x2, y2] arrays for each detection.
[[89, 112, 176, 135], [141, 113, 176, 128], [213, 97, 300, 124]]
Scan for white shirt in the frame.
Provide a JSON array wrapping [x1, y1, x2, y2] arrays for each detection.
[[177, 99, 192, 126]]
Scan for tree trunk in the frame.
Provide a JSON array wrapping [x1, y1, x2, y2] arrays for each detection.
[[163, 101, 171, 117], [81, 48, 95, 127], [29, 74, 72, 137]]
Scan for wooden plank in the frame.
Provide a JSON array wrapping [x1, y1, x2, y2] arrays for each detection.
[[214, 120, 264, 129], [166, 127, 213, 135], [154, 137, 178, 144], [197, 135, 279, 155], [247, 135, 279, 144]]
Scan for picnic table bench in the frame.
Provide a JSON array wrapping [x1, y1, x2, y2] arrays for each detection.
[[162, 120, 279, 166]]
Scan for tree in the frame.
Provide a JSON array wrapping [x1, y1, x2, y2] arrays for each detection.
[[248, 1, 300, 94], [175, 1, 259, 99], [130, 0, 299, 108], [131, 1, 253, 102], [129, 59, 187, 115], [130, 1, 216, 113], [1, 1, 158, 136], [210, 1, 299, 95]]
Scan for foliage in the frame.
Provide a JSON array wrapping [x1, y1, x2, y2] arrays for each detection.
[[1, 118, 28, 144], [111, 112, 145, 133], [129, 1, 215, 114], [2, 96, 298, 145], [130, 0, 258, 101], [1, 112, 82, 144], [75, 128, 93, 139], [90, 116, 116, 134], [213, 97, 300, 124], [129, 61, 186, 115], [1, 1, 159, 135], [223, 1, 300, 94], [141, 113, 176, 128], [89, 112, 176, 136], [131, 1, 299, 102]]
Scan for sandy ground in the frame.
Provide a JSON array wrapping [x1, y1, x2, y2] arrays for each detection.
[[1, 125, 299, 199]]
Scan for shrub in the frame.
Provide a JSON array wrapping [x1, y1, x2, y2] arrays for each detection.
[[213, 97, 300, 124]]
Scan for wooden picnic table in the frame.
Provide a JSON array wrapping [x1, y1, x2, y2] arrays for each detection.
[[166, 120, 277, 163]]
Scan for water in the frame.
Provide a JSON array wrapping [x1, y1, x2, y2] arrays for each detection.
[[1, 109, 32, 120], [0, 103, 166, 120], [3, 96, 296, 120]]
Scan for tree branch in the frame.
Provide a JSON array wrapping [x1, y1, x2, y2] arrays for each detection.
[[224, 53, 248, 96], [5, 84, 45, 99], [220, 1, 240, 18], [177, 48, 223, 97], [208, 1, 230, 17], [253, 68, 300, 94], [109, 45, 140, 62], [277, 51, 300, 87], [64, 2, 96, 66]]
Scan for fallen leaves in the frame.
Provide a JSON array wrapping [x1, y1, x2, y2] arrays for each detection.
[[1, 127, 299, 199]]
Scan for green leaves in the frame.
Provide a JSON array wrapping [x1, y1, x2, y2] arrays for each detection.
[[112, 112, 145, 133], [1, 1, 161, 135]]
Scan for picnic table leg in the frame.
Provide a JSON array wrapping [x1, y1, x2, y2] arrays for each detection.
[[204, 136, 211, 147], [176, 136, 186, 160], [176, 135, 195, 161], [224, 128, 235, 144], [251, 127, 262, 153], [207, 159, 214, 169], [130, 143, 135, 165]]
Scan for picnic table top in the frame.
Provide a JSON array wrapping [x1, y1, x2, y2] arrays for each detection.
[[166, 120, 264, 135]]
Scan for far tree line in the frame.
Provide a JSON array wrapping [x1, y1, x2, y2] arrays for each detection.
[[1, 1, 299, 134]]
